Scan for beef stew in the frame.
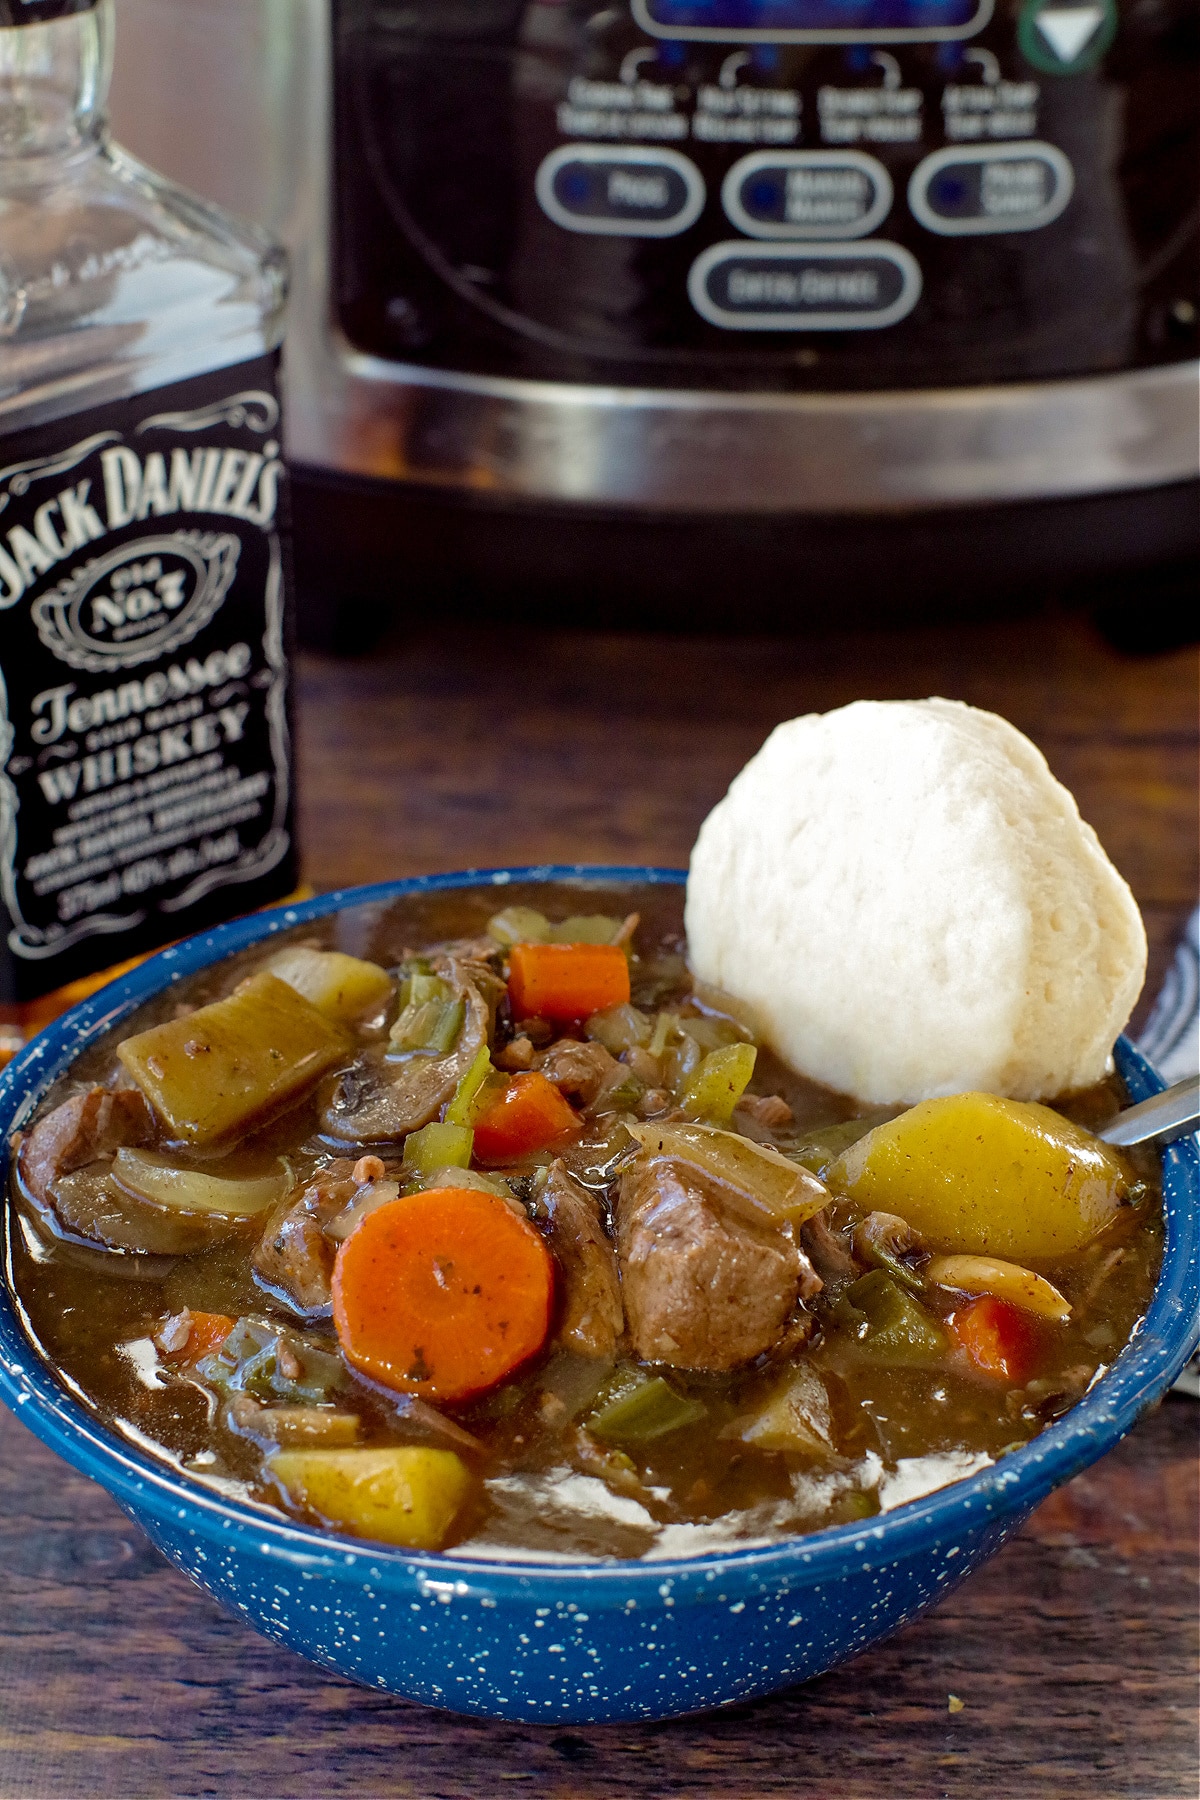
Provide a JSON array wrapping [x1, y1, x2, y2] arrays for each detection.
[[5, 881, 1162, 1562]]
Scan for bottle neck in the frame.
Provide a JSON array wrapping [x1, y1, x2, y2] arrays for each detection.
[[0, 0, 111, 164]]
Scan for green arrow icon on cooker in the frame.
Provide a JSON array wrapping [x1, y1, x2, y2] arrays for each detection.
[[1019, 0, 1116, 72]]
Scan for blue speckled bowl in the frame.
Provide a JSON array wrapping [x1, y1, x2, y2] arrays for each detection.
[[1, 869, 1196, 1724]]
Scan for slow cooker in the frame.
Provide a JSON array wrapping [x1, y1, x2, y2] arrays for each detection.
[[109, 0, 1199, 630]]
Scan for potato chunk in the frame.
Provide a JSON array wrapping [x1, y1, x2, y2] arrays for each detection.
[[827, 1092, 1129, 1260], [265, 946, 393, 1024], [730, 1363, 835, 1455], [267, 1446, 473, 1550], [118, 972, 349, 1146]]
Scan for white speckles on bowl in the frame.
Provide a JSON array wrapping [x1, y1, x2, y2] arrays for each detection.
[[1, 870, 1197, 1722]]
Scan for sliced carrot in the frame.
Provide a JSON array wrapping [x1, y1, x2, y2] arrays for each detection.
[[507, 942, 630, 1022], [179, 1312, 235, 1363], [332, 1189, 554, 1402], [471, 1071, 581, 1165], [949, 1296, 1041, 1385]]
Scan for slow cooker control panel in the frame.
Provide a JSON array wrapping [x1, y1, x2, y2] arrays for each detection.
[[333, 0, 1198, 391]]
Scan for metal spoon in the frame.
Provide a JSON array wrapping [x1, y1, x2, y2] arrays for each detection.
[[1098, 1074, 1200, 1147]]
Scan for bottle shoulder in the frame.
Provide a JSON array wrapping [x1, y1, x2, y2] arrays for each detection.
[[0, 140, 287, 438]]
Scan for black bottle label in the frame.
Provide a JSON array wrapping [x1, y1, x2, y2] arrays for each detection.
[[0, 353, 298, 1004]]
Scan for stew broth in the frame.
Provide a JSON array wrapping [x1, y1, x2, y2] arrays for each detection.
[[5, 882, 1161, 1562]]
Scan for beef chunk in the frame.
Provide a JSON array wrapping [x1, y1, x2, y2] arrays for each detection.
[[801, 1208, 857, 1283], [615, 1154, 819, 1372], [534, 1160, 624, 1359], [536, 1038, 620, 1107], [735, 1093, 794, 1130], [18, 1087, 156, 1205], [536, 1037, 639, 1118], [253, 1161, 359, 1314]]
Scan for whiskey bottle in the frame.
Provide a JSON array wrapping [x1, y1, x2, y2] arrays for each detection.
[[0, 0, 299, 1053]]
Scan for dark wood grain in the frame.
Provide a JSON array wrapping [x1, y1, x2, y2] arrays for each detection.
[[1, 603, 1196, 1799]]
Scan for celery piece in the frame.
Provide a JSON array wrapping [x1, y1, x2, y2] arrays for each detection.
[[550, 914, 623, 946], [588, 1375, 706, 1444], [198, 1317, 346, 1406], [585, 1003, 652, 1054], [403, 1121, 474, 1174], [487, 905, 551, 947], [836, 1271, 948, 1365], [444, 1042, 496, 1127], [396, 956, 434, 983], [789, 1116, 885, 1175], [117, 972, 350, 1148], [388, 974, 464, 1057], [681, 1042, 758, 1125]]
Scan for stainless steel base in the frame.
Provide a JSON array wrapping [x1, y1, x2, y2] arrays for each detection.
[[308, 348, 1199, 515], [111, 0, 1200, 517]]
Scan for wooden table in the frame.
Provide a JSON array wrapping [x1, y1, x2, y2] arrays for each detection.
[[2, 606, 1196, 1798]]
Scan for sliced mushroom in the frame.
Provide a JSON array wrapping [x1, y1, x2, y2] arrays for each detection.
[[319, 962, 490, 1146], [852, 1211, 930, 1292]]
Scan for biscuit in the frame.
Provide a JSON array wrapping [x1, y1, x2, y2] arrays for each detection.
[[685, 699, 1146, 1104]]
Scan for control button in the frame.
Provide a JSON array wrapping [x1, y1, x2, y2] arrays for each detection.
[[688, 241, 921, 331], [1018, 0, 1117, 74], [535, 145, 705, 237], [723, 151, 893, 240], [633, 0, 992, 45], [908, 142, 1074, 234]]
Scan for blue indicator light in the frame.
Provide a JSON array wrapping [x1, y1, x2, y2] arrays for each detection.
[[747, 176, 785, 214], [560, 169, 592, 206], [930, 170, 970, 210]]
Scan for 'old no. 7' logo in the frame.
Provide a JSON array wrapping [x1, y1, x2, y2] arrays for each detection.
[[31, 529, 240, 673]]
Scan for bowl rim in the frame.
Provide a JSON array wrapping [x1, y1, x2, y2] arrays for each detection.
[[1, 864, 1196, 1601]]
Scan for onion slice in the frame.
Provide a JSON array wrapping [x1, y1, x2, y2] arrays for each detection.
[[112, 1149, 289, 1217], [925, 1253, 1071, 1321], [625, 1120, 830, 1228]]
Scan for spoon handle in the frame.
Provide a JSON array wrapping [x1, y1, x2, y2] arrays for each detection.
[[1098, 1074, 1200, 1147]]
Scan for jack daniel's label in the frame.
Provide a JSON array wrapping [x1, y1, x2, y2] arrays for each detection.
[[0, 354, 297, 1003]]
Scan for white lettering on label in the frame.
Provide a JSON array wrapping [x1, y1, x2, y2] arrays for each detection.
[[30, 642, 253, 747], [36, 703, 253, 806], [0, 447, 280, 609]]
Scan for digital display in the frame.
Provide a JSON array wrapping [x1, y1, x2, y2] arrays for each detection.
[[632, 0, 991, 41]]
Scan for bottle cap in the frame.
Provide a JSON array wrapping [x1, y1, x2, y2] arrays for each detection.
[[0, 0, 97, 25]]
